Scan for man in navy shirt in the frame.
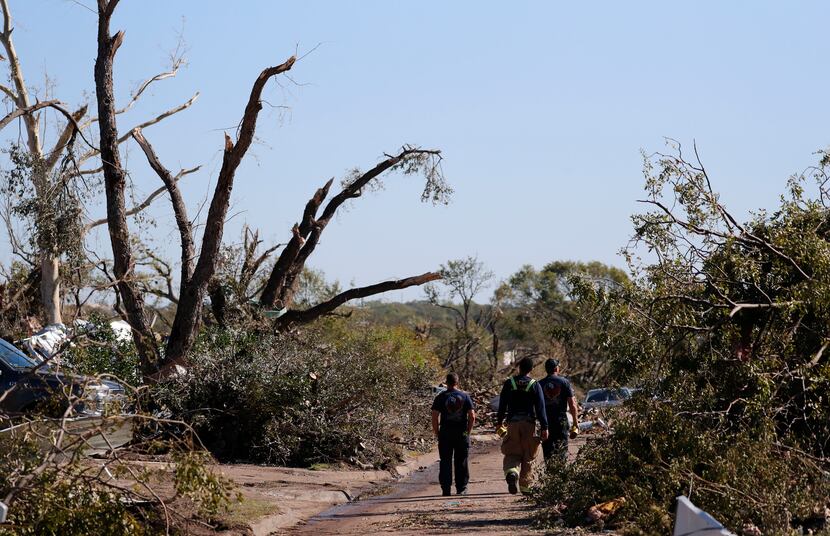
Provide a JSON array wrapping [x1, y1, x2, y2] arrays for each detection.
[[496, 357, 548, 495], [431, 373, 476, 496], [539, 358, 579, 463]]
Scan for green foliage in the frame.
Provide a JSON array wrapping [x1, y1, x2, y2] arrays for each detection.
[[173, 451, 240, 519], [0, 143, 88, 261], [0, 425, 237, 535], [156, 319, 439, 467], [0, 435, 146, 536], [0, 262, 40, 337], [355, 300, 459, 328], [535, 144, 830, 534], [496, 260, 629, 386], [64, 316, 141, 385]]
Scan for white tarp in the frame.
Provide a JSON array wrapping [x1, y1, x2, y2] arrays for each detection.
[[19, 323, 69, 361], [18, 319, 133, 362], [674, 495, 735, 536]]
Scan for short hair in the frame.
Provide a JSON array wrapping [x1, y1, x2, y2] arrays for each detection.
[[446, 372, 459, 386], [517, 357, 534, 374], [544, 358, 560, 374]]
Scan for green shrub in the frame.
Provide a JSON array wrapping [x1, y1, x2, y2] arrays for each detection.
[[156, 319, 439, 467], [0, 433, 144, 535], [64, 316, 141, 385]]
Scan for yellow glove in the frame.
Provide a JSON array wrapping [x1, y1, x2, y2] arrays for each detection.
[[569, 424, 579, 439]]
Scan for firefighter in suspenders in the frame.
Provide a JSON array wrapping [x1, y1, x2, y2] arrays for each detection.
[[495, 357, 549, 495]]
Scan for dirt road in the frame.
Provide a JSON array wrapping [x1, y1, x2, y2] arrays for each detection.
[[288, 435, 577, 535]]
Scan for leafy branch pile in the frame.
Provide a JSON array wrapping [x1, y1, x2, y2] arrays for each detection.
[[536, 143, 830, 534], [156, 319, 439, 467]]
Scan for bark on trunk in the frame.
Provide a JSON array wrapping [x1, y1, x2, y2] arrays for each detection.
[[159, 57, 295, 373], [95, 2, 160, 374], [39, 254, 61, 325]]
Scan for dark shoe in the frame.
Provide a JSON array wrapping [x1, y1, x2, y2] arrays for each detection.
[[457, 488, 468, 496], [506, 472, 518, 495], [442, 489, 452, 497]]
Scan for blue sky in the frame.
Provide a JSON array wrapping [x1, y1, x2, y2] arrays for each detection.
[[3, 1, 830, 300]]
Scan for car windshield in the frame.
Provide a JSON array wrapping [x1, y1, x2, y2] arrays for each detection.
[[0, 338, 38, 370], [586, 390, 609, 402], [586, 388, 631, 402]]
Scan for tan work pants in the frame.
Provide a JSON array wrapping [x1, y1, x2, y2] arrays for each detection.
[[500, 420, 541, 492]]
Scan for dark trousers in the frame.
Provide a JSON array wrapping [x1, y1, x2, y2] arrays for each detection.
[[542, 416, 569, 463], [438, 429, 470, 493]]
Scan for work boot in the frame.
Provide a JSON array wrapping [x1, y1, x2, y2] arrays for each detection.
[[441, 488, 452, 497], [457, 488, 468, 496], [506, 472, 518, 495]]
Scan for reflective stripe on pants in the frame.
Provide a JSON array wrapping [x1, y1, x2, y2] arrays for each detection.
[[500, 420, 540, 490]]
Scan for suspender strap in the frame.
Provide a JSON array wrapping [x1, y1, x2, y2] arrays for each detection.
[[508, 377, 536, 392]]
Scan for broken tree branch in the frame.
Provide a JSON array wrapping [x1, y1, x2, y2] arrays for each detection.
[[131, 127, 196, 285], [83, 165, 199, 232], [274, 272, 441, 328], [160, 54, 296, 372]]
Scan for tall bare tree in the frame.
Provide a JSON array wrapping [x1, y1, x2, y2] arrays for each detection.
[[425, 256, 497, 377]]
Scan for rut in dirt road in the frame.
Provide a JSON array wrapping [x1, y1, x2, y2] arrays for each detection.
[[289, 435, 576, 535]]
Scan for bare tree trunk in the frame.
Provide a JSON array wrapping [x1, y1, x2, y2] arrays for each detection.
[[39, 255, 61, 325], [0, 0, 62, 325], [130, 56, 296, 376], [94, 0, 160, 373]]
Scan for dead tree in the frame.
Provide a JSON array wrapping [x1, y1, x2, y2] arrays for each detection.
[[95, 0, 299, 375], [96, 1, 449, 377]]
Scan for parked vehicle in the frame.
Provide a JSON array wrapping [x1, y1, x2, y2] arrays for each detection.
[[582, 387, 636, 410], [0, 338, 126, 417]]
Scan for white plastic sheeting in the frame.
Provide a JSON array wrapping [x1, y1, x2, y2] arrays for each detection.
[[673, 495, 735, 536], [18, 323, 69, 361], [18, 319, 133, 362]]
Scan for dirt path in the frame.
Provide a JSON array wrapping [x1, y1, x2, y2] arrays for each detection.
[[288, 435, 579, 535]]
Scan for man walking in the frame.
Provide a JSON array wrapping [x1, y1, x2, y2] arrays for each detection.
[[431, 372, 476, 496], [539, 358, 579, 463], [495, 357, 548, 495]]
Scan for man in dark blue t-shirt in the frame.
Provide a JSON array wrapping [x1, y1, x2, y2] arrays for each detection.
[[431, 372, 476, 496], [539, 358, 579, 463]]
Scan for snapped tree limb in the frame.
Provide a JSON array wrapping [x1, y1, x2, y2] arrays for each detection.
[[274, 272, 441, 329]]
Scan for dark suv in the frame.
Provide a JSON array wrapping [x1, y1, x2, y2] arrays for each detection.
[[0, 338, 126, 417]]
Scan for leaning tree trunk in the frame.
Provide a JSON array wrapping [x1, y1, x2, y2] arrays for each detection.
[[131, 56, 296, 376]]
